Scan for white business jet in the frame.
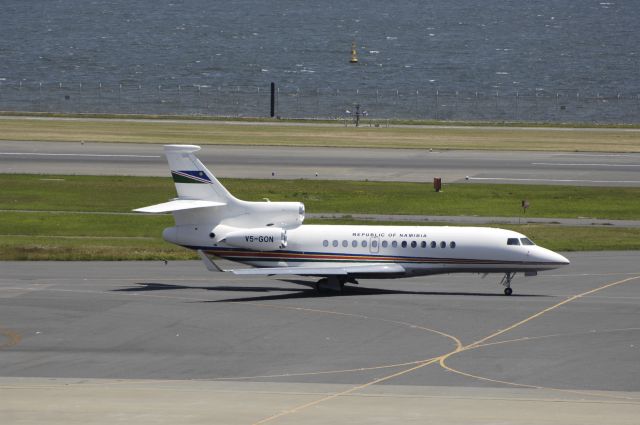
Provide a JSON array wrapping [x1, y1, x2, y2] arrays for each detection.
[[135, 145, 569, 295]]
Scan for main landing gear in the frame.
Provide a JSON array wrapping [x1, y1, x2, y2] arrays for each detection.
[[499, 272, 515, 296], [315, 276, 358, 294]]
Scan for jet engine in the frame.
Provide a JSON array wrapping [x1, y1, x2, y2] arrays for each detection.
[[220, 227, 287, 251], [242, 202, 305, 229]]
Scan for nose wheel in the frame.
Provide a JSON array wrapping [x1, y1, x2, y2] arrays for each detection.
[[500, 272, 515, 296]]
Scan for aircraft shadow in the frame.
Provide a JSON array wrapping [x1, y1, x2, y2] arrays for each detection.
[[113, 282, 303, 293], [114, 281, 550, 303]]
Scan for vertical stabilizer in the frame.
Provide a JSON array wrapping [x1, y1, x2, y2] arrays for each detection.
[[164, 145, 235, 203]]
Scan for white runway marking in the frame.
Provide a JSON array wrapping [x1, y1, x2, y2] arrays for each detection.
[[0, 152, 160, 158], [552, 153, 640, 158], [467, 177, 640, 184], [532, 162, 640, 167]]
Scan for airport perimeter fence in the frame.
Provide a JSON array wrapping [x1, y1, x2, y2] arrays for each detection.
[[1, 81, 639, 123]]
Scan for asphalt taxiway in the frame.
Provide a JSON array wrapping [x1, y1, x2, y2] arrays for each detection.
[[1, 252, 639, 424], [2, 141, 640, 185]]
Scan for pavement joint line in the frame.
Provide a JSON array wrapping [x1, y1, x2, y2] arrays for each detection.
[[251, 274, 640, 424], [251, 357, 444, 425], [1, 378, 637, 405]]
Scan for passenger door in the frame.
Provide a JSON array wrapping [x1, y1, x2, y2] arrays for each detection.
[[369, 235, 379, 254]]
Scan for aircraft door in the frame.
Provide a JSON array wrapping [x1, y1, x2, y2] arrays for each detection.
[[369, 235, 379, 253]]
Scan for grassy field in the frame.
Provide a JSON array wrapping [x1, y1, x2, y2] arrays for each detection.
[[1, 215, 638, 260], [1, 174, 638, 259], [4, 111, 640, 128], [1, 116, 640, 152], [3, 174, 640, 219]]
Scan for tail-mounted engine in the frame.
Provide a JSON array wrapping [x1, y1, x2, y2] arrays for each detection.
[[235, 201, 304, 229]]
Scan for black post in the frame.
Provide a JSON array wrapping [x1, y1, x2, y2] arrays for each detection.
[[270, 82, 275, 118]]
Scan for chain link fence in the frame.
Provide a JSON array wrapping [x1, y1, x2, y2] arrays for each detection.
[[1, 82, 639, 123]]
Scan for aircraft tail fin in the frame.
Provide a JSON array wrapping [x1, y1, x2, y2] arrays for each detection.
[[164, 145, 235, 203]]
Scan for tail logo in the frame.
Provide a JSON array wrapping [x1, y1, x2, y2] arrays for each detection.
[[171, 170, 212, 184]]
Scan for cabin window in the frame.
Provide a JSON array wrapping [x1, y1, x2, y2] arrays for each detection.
[[431, 241, 436, 248], [440, 241, 446, 248], [352, 240, 358, 248], [411, 241, 417, 248], [450, 241, 456, 249], [392, 241, 398, 248], [342, 240, 348, 247], [421, 241, 427, 248], [323, 240, 329, 247], [401, 241, 407, 248], [362, 240, 368, 247], [332, 240, 339, 247], [382, 240, 388, 248], [507, 238, 520, 246], [371, 240, 378, 248], [520, 238, 535, 246]]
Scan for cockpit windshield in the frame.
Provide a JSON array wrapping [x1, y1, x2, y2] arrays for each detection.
[[507, 237, 536, 246]]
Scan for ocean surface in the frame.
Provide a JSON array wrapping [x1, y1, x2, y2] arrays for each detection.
[[0, 1, 638, 121]]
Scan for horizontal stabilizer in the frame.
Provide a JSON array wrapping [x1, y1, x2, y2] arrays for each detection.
[[231, 264, 405, 276], [133, 199, 226, 213]]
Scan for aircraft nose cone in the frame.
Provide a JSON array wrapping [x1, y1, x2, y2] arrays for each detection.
[[548, 251, 570, 266], [536, 248, 570, 267], [557, 253, 570, 265]]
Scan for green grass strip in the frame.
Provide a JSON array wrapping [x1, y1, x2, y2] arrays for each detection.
[[2, 174, 639, 260], [1, 218, 638, 260], [0, 235, 194, 261], [2, 174, 640, 220]]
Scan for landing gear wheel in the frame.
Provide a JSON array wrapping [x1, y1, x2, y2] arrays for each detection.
[[315, 277, 344, 294], [315, 278, 328, 293], [499, 272, 515, 296]]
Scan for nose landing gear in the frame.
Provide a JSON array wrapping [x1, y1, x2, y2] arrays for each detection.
[[500, 272, 515, 296]]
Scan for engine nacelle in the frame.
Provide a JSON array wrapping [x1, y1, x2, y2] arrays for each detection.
[[234, 201, 304, 229], [221, 227, 287, 251]]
